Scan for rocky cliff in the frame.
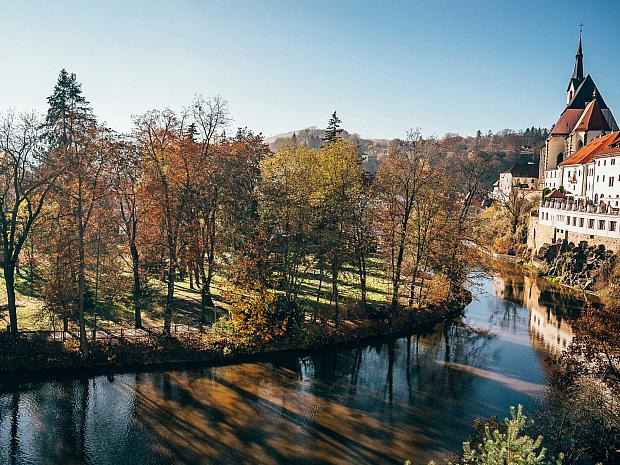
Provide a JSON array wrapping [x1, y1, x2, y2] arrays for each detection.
[[536, 240, 616, 290]]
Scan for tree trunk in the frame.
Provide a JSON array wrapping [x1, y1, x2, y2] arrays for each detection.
[[391, 233, 407, 320], [358, 255, 367, 314], [314, 266, 323, 323], [164, 255, 175, 335], [408, 259, 420, 308], [77, 227, 89, 356], [199, 262, 215, 325], [194, 263, 201, 287], [189, 265, 194, 290], [331, 263, 339, 324], [130, 243, 142, 328], [4, 263, 18, 335]]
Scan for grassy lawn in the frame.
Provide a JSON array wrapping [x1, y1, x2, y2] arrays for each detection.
[[0, 257, 400, 332]]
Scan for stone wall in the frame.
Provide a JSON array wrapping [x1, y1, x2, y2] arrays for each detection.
[[529, 217, 620, 255]]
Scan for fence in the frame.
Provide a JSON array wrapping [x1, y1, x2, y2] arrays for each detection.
[[2, 321, 207, 345]]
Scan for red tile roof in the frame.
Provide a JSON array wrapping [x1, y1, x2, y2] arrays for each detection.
[[550, 109, 583, 135], [547, 189, 566, 199], [573, 98, 611, 132], [560, 131, 620, 166]]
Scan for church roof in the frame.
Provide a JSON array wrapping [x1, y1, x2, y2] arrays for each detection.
[[567, 75, 608, 109], [550, 108, 584, 135], [573, 97, 612, 132], [560, 132, 620, 166]]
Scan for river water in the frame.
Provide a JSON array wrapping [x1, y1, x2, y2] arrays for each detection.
[[0, 269, 584, 465]]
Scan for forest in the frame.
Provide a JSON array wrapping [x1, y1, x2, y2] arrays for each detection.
[[1, 69, 503, 359]]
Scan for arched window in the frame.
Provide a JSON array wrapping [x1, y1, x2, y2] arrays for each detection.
[[578, 140, 583, 150], [557, 152, 564, 164], [595, 194, 599, 204]]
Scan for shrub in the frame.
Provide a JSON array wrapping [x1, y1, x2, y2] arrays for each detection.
[[226, 285, 303, 343]]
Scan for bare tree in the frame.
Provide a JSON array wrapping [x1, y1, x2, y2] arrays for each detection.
[[0, 111, 57, 335]]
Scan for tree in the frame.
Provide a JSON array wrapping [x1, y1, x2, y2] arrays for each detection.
[[456, 406, 562, 465], [259, 142, 317, 298], [441, 146, 495, 295], [43, 69, 101, 355], [110, 139, 145, 328], [314, 139, 363, 323], [0, 111, 57, 334], [375, 132, 439, 319], [134, 109, 189, 335], [406, 406, 563, 465], [322, 111, 343, 144]]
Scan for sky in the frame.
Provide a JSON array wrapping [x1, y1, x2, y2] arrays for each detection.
[[1, 0, 620, 140]]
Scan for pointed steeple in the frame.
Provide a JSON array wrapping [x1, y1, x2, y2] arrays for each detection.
[[572, 25, 584, 82]]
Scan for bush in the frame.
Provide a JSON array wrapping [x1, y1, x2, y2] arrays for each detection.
[[493, 235, 513, 255], [226, 285, 303, 343]]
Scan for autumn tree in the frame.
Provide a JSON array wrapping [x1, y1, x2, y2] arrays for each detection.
[[375, 132, 440, 318], [314, 139, 363, 322], [0, 111, 57, 334], [441, 146, 495, 295], [186, 96, 229, 323], [109, 139, 145, 328], [259, 142, 318, 297], [43, 69, 103, 355], [134, 109, 190, 335]]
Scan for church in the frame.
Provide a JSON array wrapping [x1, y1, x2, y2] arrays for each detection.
[[539, 29, 618, 189], [529, 30, 620, 254]]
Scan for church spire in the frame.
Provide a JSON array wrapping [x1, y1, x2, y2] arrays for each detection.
[[572, 24, 584, 82]]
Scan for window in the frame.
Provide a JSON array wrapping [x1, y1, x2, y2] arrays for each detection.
[[612, 159, 616, 166], [579, 218, 584, 227], [610, 177, 615, 187], [589, 219, 595, 228], [599, 220, 606, 230], [610, 221, 617, 232], [572, 217, 577, 226], [566, 216, 571, 225]]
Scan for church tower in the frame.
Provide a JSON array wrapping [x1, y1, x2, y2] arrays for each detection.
[[567, 27, 584, 104], [539, 27, 619, 188]]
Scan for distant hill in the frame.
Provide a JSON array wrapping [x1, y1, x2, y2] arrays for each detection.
[[266, 126, 549, 179]]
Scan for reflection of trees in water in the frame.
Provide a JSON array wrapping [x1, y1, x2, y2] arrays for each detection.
[[2, 269, 575, 465], [0, 316, 506, 465]]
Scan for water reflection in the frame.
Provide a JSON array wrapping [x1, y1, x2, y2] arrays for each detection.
[[0, 270, 584, 465]]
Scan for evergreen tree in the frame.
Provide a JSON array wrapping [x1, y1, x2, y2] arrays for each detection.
[[406, 405, 563, 465], [322, 111, 343, 144], [45, 68, 93, 145]]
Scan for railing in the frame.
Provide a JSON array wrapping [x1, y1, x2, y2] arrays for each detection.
[[1, 321, 207, 344], [541, 199, 620, 216]]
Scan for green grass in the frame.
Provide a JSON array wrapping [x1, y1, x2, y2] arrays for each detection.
[[0, 256, 409, 332]]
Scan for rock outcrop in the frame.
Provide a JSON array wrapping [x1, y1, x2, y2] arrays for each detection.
[[536, 240, 616, 290]]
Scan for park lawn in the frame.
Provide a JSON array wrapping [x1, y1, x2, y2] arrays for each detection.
[[1, 256, 400, 332]]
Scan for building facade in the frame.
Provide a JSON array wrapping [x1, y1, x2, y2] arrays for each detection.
[[531, 32, 620, 253]]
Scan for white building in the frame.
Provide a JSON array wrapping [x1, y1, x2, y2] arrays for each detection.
[[539, 31, 618, 190], [492, 162, 540, 199], [531, 32, 620, 253]]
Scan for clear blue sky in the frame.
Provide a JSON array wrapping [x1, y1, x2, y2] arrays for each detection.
[[1, 0, 619, 139]]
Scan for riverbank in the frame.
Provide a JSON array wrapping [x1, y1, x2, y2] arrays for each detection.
[[0, 291, 471, 379]]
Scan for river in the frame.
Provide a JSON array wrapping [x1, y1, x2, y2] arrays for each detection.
[[0, 269, 585, 465]]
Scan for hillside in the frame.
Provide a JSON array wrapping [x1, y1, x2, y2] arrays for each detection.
[[267, 126, 549, 182]]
